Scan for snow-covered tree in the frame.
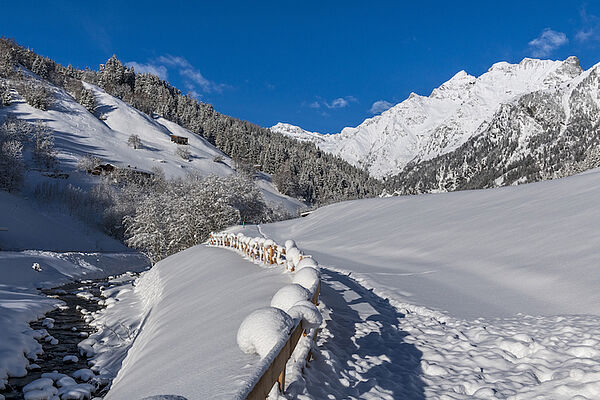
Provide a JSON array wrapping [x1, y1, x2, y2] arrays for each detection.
[[128, 134, 142, 149], [32, 120, 56, 168], [123, 174, 267, 263], [16, 81, 53, 110], [176, 146, 191, 160], [0, 118, 25, 192]]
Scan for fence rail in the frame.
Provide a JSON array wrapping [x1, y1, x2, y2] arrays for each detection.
[[207, 232, 321, 399]]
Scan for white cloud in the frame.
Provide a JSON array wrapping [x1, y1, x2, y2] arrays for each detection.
[[125, 62, 168, 80], [157, 55, 225, 93], [576, 29, 594, 42], [576, 7, 600, 43], [369, 100, 393, 114], [325, 96, 357, 109], [305, 96, 357, 111], [528, 28, 568, 57], [127, 55, 226, 95]]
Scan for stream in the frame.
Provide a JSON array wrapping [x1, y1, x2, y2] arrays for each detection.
[[0, 274, 138, 400]]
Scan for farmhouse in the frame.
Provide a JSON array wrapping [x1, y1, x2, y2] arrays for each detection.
[[170, 135, 188, 145]]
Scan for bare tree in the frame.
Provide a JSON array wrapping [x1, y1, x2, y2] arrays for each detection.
[[128, 134, 142, 149]]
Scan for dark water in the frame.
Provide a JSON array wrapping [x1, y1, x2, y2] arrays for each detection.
[[1, 275, 138, 399]]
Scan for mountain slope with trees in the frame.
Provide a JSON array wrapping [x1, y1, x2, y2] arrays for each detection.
[[0, 38, 382, 206]]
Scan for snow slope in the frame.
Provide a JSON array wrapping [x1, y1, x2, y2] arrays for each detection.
[[272, 57, 584, 178], [256, 168, 600, 319], [103, 245, 291, 400], [0, 76, 304, 212], [0, 191, 125, 252]]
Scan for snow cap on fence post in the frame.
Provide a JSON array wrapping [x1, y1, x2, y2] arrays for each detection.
[[292, 267, 320, 294], [288, 300, 322, 330], [285, 239, 296, 251], [270, 284, 312, 313], [237, 307, 294, 358], [296, 257, 318, 271]]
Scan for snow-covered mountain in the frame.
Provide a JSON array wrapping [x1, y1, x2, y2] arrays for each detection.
[[272, 56, 586, 178]]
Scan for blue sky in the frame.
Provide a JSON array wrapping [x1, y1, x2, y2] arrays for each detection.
[[3, 1, 600, 133]]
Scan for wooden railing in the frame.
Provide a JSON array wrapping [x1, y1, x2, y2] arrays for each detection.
[[207, 232, 321, 399]]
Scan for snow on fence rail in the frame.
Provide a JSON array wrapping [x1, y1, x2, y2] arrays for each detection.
[[207, 232, 321, 399]]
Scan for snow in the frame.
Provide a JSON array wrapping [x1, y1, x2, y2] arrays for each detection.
[[295, 257, 318, 271], [72, 369, 94, 382], [270, 284, 312, 313], [231, 169, 600, 398], [272, 56, 585, 177], [287, 300, 322, 330], [291, 267, 320, 293], [102, 245, 291, 400], [237, 307, 294, 358], [0, 191, 126, 252], [257, 169, 600, 319]]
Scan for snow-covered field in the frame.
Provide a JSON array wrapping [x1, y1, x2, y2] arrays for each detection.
[[235, 168, 600, 399]]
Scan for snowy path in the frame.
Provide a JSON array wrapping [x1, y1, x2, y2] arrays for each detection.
[[291, 267, 600, 399], [293, 269, 425, 399]]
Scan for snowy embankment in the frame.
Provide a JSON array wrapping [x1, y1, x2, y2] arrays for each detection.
[[0, 252, 149, 392], [239, 169, 600, 399], [100, 234, 323, 399], [102, 245, 292, 399]]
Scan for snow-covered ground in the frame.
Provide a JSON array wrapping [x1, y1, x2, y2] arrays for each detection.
[[256, 169, 600, 319], [101, 245, 292, 399], [234, 168, 600, 399]]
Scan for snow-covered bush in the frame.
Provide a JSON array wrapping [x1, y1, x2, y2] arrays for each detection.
[[0, 81, 11, 106], [0, 117, 27, 191], [77, 154, 103, 172], [124, 174, 267, 262], [0, 139, 24, 191], [237, 307, 294, 358], [32, 120, 56, 168]]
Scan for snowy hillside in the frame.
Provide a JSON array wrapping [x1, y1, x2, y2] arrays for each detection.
[[272, 56, 585, 178], [0, 74, 303, 212]]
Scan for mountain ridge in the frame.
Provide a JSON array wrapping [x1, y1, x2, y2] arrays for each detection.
[[272, 56, 588, 179]]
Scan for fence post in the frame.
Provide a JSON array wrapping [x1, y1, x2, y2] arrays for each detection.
[[277, 368, 285, 392]]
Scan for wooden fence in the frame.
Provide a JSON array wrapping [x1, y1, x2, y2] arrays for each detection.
[[207, 232, 321, 399]]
